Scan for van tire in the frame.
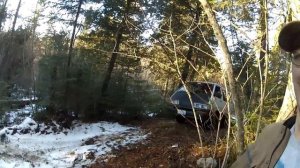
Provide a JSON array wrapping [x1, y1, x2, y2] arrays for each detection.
[[220, 115, 228, 128], [176, 115, 185, 123], [210, 111, 228, 129]]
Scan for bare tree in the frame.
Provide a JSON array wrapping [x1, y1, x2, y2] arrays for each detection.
[[198, 0, 245, 153], [256, 0, 269, 138]]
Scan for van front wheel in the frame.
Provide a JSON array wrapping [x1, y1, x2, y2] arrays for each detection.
[[210, 111, 228, 129], [176, 115, 186, 123]]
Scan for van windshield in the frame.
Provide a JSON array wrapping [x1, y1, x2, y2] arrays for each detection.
[[185, 82, 214, 96]]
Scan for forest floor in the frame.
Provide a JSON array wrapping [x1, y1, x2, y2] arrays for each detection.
[[0, 103, 231, 168], [90, 118, 229, 168]]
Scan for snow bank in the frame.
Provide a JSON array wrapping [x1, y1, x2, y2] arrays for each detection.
[[1, 104, 45, 127], [0, 118, 148, 168]]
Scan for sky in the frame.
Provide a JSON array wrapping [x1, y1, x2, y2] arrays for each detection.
[[6, 0, 99, 37], [5, 0, 65, 35], [5, 0, 289, 53], [6, 0, 38, 29], [7, 0, 37, 17]]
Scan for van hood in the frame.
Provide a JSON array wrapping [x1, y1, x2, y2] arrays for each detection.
[[170, 90, 210, 110]]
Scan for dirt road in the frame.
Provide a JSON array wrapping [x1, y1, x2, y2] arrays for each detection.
[[90, 118, 229, 168]]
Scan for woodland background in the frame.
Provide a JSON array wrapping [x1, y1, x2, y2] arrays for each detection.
[[0, 0, 299, 160]]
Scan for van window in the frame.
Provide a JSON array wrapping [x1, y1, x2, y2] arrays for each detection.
[[187, 82, 213, 96], [222, 90, 227, 101], [214, 86, 222, 99]]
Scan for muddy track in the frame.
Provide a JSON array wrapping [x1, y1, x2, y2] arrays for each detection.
[[90, 118, 228, 168]]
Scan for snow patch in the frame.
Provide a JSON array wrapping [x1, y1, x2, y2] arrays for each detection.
[[0, 118, 148, 168], [1, 104, 45, 127]]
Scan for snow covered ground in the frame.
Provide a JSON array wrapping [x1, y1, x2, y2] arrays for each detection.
[[1, 104, 44, 127], [0, 106, 148, 168]]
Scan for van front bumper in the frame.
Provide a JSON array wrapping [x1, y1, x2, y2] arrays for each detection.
[[176, 108, 211, 119]]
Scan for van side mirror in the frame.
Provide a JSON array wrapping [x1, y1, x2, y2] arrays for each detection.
[[222, 90, 227, 101]]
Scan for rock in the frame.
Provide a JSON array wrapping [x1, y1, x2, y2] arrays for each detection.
[[84, 138, 95, 145], [49, 122, 56, 127], [85, 151, 95, 160], [35, 127, 40, 133], [196, 157, 217, 168], [20, 128, 30, 134], [171, 143, 178, 148], [28, 122, 36, 126], [61, 120, 71, 129], [0, 133, 6, 142], [52, 126, 58, 133], [58, 126, 63, 132], [11, 128, 18, 135], [0, 132, 9, 144], [72, 154, 83, 167], [45, 126, 50, 130]]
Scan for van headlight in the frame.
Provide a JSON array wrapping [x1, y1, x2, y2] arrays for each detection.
[[193, 103, 209, 110], [172, 99, 179, 105], [202, 104, 209, 110]]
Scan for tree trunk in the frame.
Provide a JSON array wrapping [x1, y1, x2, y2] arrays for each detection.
[[256, 0, 268, 138], [67, 0, 83, 67], [181, 43, 194, 83], [0, 0, 8, 31], [163, 78, 169, 98], [101, 26, 123, 95], [199, 0, 245, 154], [31, 1, 41, 53], [31, 0, 43, 106], [11, 0, 21, 33], [101, 0, 132, 96], [65, 0, 83, 111], [277, 67, 297, 122], [276, 0, 297, 122], [0, 0, 21, 80], [180, 12, 199, 83]]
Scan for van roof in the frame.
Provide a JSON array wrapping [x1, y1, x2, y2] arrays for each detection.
[[187, 81, 223, 87]]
